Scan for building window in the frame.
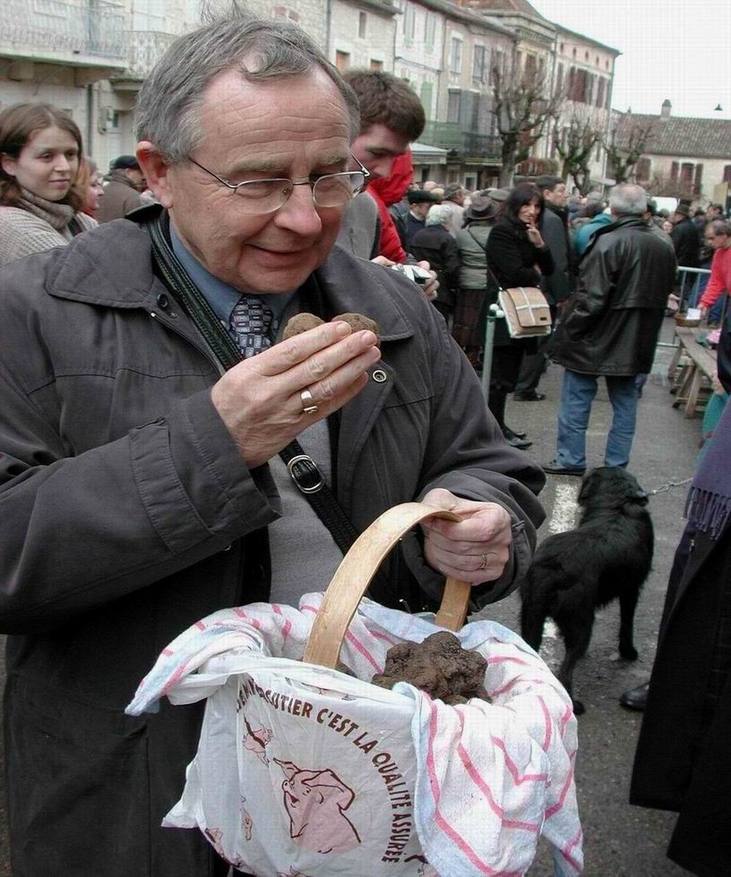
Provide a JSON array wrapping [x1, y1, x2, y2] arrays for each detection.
[[585, 51, 589, 60], [680, 163, 694, 189], [370, 59, 383, 71], [447, 90, 461, 124], [694, 163, 704, 194], [424, 12, 436, 49], [724, 165, 731, 183], [358, 11, 367, 39], [335, 50, 350, 72], [420, 81, 433, 116], [449, 38, 463, 74], [635, 157, 651, 182], [403, 5, 415, 42], [473, 45, 487, 84], [555, 62, 563, 95], [670, 161, 679, 183], [596, 77, 606, 108], [559, 42, 564, 53], [572, 47, 577, 58], [490, 50, 504, 85]]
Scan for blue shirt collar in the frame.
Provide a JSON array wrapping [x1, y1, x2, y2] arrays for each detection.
[[169, 223, 294, 324]]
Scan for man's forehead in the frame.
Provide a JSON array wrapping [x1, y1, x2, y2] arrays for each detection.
[[358, 124, 410, 155]]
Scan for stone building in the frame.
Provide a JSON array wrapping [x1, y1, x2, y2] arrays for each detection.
[[613, 100, 731, 205], [0, 0, 197, 171], [0, 0, 625, 190], [551, 23, 619, 187], [393, 0, 513, 188]]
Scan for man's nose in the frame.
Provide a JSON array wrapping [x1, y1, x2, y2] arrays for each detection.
[[370, 155, 395, 180], [275, 184, 323, 234]]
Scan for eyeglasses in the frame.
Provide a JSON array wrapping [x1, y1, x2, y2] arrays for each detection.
[[187, 155, 369, 215]]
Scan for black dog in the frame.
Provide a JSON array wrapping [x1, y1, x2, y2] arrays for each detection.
[[520, 467, 653, 714]]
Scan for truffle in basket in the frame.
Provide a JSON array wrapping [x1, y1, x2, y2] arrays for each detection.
[[371, 631, 490, 705]]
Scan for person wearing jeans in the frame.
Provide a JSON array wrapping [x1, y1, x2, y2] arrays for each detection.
[[546, 184, 677, 476], [556, 371, 638, 471]]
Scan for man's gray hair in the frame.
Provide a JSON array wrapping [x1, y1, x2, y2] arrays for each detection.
[[135, 11, 360, 161], [707, 218, 731, 237], [609, 184, 648, 216], [426, 204, 453, 226]]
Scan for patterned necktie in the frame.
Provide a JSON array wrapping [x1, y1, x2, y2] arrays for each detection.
[[228, 295, 277, 358]]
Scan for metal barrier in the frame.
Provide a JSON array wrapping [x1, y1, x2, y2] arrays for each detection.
[[676, 265, 711, 311]]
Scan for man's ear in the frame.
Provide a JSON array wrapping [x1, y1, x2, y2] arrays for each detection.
[[136, 142, 173, 208]]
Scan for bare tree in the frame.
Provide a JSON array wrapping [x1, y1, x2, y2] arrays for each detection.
[[490, 51, 564, 187], [603, 115, 655, 185], [554, 111, 604, 195]]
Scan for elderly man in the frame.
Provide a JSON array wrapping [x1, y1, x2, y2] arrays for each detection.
[[403, 188, 438, 249], [546, 184, 677, 475], [96, 153, 147, 222], [410, 202, 462, 322], [440, 183, 466, 236], [0, 13, 544, 876]]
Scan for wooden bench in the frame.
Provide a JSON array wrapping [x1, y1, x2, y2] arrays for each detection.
[[668, 327, 718, 417]]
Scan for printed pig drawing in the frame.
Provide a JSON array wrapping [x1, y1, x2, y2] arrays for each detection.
[[243, 716, 273, 765], [274, 758, 361, 854]]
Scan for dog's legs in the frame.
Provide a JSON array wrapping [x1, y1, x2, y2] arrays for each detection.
[[557, 622, 594, 716], [618, 588, 640, 660], [520, 586, 547, 653]]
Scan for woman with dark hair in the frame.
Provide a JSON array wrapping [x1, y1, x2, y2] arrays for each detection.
[[0, 102, 96, 267], [485, 183, 554, 448]]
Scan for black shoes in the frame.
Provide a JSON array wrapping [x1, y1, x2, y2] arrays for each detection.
[[513, 390, 546, 401], [620, 682, 649, 711], [543, 461, 586, 476], [619, 682, 650, 712], [502, 426, 532, 449]]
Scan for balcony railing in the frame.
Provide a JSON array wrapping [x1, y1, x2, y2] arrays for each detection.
[[115, 30, 180, 81], [421, 121, 502, 161], [0, 0, 127, 67]]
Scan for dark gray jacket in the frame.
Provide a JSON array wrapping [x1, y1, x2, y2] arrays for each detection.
[[540, 206, 571, 304], [0, 217, 544, 876], [550, 216, 677, 375], [96, 169, 146, 223]]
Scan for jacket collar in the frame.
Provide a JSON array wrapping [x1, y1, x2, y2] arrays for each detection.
[[44, 211, 415, 341]]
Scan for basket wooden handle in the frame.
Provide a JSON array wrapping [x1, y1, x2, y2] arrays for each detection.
[[303, 502, 472, 669]]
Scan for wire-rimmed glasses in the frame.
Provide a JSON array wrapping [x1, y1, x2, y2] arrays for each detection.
[[187, 155, 369, 215]]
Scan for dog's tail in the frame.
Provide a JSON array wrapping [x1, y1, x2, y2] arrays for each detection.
[[519, 567, 557, 653]]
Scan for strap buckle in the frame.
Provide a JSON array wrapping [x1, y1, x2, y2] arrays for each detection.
[[286, 454, 324, 494]]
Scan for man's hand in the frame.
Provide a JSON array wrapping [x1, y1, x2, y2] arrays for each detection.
[[416, 260, 439, 301], [211, 321, 380, 468], [419, 488, 512, 584]]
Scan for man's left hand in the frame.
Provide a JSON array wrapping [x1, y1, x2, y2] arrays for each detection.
[[420, 488, 512, 584], [416, 260, 439, 301]]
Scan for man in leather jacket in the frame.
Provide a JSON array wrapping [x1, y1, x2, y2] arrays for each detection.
[[545, 184, 677, 475]]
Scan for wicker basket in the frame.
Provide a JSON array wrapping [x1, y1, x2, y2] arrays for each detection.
[[674, 314, 701, 328]]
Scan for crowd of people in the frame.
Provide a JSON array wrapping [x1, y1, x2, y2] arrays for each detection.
[[0, 7, 730, 876]]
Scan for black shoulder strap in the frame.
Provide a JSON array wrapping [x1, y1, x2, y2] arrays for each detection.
[[144, 211, 397, 605]]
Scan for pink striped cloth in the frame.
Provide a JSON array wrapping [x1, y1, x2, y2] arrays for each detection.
[[127, 595, 582, 875]]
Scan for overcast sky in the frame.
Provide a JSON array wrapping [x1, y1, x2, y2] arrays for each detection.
[[531, 0, 731, 120]]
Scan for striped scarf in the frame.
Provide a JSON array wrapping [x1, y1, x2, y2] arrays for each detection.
[[685, 398, 731, 539]]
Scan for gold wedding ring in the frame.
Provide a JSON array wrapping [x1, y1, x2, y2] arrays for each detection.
[[300, 388, 319, 415], [479, 553, 489, 570]]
